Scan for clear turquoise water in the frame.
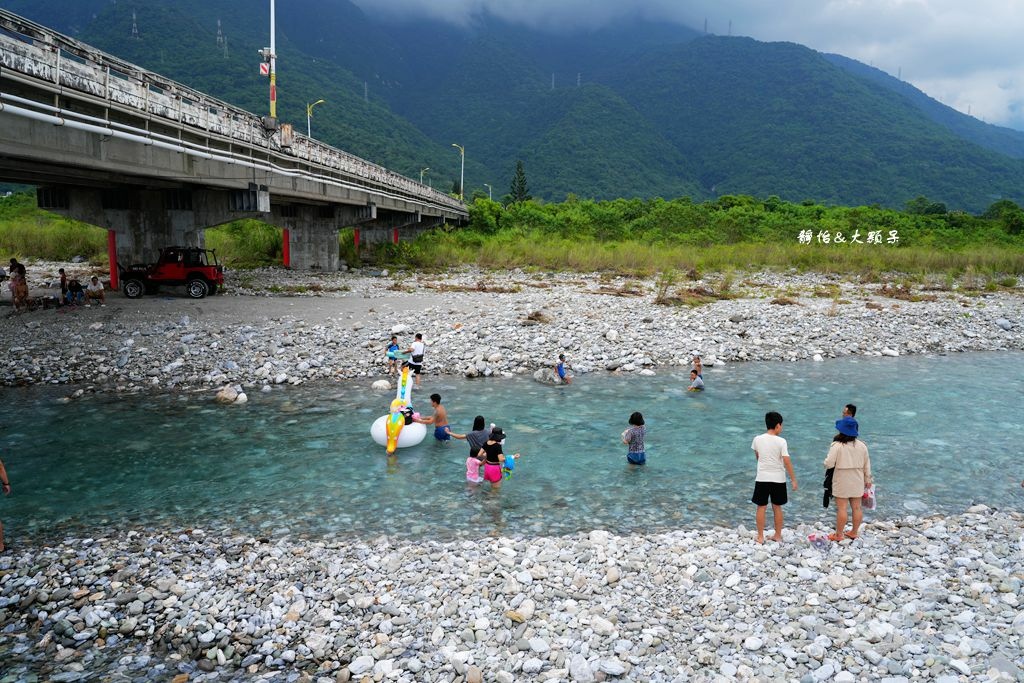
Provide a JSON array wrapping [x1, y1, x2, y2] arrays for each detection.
[[2, 352, 1022, 542]]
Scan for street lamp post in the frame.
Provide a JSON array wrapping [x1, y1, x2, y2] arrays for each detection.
[[483, 183, 492, 200], [306, 99, 325, 137], [420, 167, 430, 184], [451, 143, 465, 200]]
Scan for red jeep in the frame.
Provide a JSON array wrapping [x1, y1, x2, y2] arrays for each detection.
[[120, 247, 225, 299]]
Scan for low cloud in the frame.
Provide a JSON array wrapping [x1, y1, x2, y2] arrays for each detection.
[[354, 0, 1024, 130]]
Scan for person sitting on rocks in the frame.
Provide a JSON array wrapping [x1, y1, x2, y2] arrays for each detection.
[[85, 276, 106, 306], [688, 369, 705, 391], [66, 277, 85, 306], [554, 353, 572, 384]]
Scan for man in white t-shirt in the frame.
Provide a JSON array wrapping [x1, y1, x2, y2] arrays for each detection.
[[751, 411, 798, 544], [404, 332, 426, 387], [85, 276, 106, 305]]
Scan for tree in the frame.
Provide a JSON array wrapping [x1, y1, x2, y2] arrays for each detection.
[[509, 160, 531, 203]]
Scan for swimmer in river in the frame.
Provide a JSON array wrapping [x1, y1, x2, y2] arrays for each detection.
[[414, 393, 450, 442]]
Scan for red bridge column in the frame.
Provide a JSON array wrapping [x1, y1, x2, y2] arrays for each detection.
[[107, 230, 119, 290], [282, 228, 291, 268]]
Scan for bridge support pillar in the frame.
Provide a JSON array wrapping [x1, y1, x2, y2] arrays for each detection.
[[267, 203, 380, 270], [357, 214, 446, 247], [270, 205, 342, 271], [39, 187, 259, 268]]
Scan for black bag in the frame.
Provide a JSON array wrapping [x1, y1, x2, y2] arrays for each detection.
[[823, 468, 834, 508]]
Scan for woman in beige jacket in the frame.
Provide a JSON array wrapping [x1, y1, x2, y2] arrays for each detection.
[[824, 417, 871, 541]]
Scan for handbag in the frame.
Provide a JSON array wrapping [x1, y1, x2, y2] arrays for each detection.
[[862, 485, 876, 510]]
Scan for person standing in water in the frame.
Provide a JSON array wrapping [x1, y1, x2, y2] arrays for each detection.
[[480, 427, 518, 490], [414, 393, 450, 442], [622, 412, 647, 465]]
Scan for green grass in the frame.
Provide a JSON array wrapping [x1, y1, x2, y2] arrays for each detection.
[[0, 194, 106, 262], [3, 191, 1024, 278], [385, 230, 1024, 277]]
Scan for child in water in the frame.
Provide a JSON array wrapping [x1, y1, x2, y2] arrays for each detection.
[[622, 412, 647, 465], [466, 452, 483, 483]]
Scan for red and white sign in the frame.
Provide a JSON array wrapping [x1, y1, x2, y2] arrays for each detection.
[[259, 62, 269, 77]]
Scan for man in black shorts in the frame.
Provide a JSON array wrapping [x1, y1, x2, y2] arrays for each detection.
[[750, 411, 798, 544], [404, 333, 426, 387]]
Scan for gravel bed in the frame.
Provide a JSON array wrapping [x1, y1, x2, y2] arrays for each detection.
[[1, 507, 1021, 681], [1, 263, 1021, 397]]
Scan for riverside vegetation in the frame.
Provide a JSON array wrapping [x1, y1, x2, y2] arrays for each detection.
[[3, 192, 1024, 278]]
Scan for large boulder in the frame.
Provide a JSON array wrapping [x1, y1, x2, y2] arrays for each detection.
[[371, 379, 391, 391], [533, 368, 563, 385]]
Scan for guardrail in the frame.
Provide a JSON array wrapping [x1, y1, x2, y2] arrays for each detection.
[[0, 8, 466, 215]]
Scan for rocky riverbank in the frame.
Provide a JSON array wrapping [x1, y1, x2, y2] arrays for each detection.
[[1, 263, 1021, 396], [0, 507, 1021, 681]]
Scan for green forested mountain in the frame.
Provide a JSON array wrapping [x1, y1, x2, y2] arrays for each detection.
[[824, 53, 1024, 160], [4, 0, 1024, 211]]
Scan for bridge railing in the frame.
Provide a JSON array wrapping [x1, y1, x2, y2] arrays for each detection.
[[0, 9, 466, 214]]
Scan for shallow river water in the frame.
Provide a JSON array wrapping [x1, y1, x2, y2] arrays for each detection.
[[2, 352, 1022, 542]]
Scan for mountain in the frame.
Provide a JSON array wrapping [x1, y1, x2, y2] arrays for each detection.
[[824, 53, 1024, 160], [604, 36, 1024, 209], [3, 0, 1024, 212]]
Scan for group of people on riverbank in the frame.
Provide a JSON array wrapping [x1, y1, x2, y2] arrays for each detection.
[[748, 404, 871, 544], [2, 258, 107, 313]]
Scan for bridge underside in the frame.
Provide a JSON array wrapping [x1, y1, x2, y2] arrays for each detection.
[[0, 74, 466, 274]]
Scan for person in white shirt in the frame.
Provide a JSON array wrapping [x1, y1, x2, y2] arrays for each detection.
[[751, 411, 798, 544], [404, 332, 426, 387], [85, 276, 106, 305]]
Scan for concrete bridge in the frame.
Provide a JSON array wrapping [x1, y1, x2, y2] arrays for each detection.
[[0, 9, 467, 283]]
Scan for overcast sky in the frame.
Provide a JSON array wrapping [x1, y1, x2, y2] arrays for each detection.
[[355, 0, 1024, 131]]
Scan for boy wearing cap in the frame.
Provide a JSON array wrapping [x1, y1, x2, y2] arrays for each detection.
[[751, 411, 798, 544]]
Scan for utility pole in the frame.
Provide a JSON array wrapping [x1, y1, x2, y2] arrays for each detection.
[[551, 73, 555, 90], [704, 18, 708, 34], [364, 82, 368, 102], [131, 10, 139, 39], [270, 0, 277, 120], [577, 72, 581, 87], [452, 144, 465, 200], [728, 20, 732, 36]]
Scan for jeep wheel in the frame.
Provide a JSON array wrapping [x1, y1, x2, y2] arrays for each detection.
[[187, 277, 209, 299], [123, 279, 145, 299]]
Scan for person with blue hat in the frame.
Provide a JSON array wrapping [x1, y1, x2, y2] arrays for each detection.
[[824, 407, 872, 542]]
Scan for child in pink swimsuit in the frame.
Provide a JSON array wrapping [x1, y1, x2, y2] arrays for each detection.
[[466, 454, 483, 483]]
